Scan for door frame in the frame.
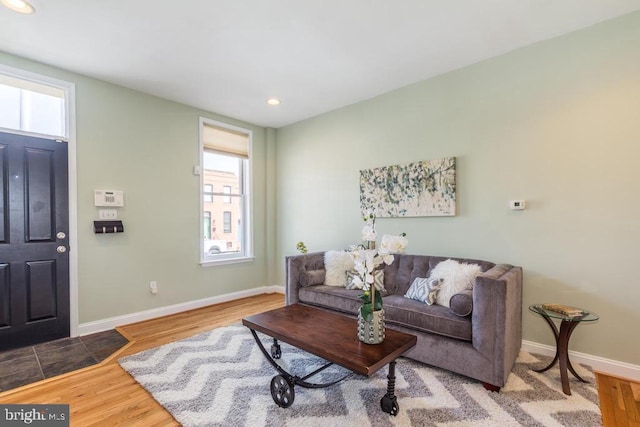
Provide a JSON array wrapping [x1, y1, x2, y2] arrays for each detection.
[[0, 63, 78, 338]]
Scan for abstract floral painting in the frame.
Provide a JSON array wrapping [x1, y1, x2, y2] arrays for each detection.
[[360, 157, 456, 217]]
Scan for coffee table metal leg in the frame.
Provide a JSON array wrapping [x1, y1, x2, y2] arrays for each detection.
[[271, 338, 281, 359], [249, 328, 353, 409], [380, 360, 399, 416], [271, 375, 295, 408]]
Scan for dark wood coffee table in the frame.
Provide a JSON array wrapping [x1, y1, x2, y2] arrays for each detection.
[[242, 304, 417, 416]]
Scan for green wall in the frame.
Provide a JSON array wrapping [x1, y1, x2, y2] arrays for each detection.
[[0, 51, 274, 324], [275, 11, 640, 365], [2, 10, 638, 366]]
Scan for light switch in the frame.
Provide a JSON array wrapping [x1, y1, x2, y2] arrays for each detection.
[[99, 209, 118, 219]]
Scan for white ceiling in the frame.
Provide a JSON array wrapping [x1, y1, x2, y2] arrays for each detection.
[[2, 1, 640, 128]]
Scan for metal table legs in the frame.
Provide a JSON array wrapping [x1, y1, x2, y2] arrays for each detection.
[[380, 360, 399, 415], [250, 329, 401, 415], [249, 330, 351, 408]]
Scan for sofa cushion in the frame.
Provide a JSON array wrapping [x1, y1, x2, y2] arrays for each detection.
[[383, 255, 431, 296], [404, 277, 443, 305], [383, 295, 472, 341], [346, 269, 385, 291], [382, 254, 495, 296], [429, 259, 482, 308], [428, 256, 495, 273], [299, 269, 326, 287], [299, 285, 362, 315], [449, 289, 473, 317], [324, 250, 354, 287]]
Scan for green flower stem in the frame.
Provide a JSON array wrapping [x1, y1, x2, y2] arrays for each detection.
[[359, 289, 383, 322], [370, 282, 375, 310]]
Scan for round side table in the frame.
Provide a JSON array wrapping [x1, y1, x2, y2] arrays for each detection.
[[529, 304, 599, 395]]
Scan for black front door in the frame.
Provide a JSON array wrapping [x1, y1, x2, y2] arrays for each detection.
[[0, 132, 70, 351]]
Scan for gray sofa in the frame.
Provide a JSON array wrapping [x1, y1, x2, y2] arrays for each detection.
[[286, 252, 523, 390]]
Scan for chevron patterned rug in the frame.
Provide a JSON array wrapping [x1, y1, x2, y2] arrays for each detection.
[[118, 324, 602, 426]]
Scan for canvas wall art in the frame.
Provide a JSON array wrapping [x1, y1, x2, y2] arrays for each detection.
[[360, 157, 456, 217]]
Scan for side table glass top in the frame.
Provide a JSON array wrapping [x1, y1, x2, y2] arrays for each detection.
[[529, 304, 599, 322]]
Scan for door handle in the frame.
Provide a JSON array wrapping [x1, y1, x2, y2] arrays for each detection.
[[56, 231, 66, 239], [57, 246, 67, 254]]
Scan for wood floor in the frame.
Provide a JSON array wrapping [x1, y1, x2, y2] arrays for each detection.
[[0, 292, 637, 426], [0, 293, 285, 426], [596, 372, 640, 426]]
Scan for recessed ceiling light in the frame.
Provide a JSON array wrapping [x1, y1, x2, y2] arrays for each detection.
[[1, 0, 35, 14], [266, 97, 281, 106]]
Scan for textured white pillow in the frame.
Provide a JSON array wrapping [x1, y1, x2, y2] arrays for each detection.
[[324, 250, 355, 287], [430, 259, 482, 307]]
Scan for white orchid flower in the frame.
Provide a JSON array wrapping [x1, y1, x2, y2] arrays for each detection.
[[349, 213, 408, 314], [364, 250, 376, 270], [354, 260, 368, 276], [365, 272, 375, 285], [362, 225, 377, 242], [381, 254, 395, 265], [380, 234, 408, 255]]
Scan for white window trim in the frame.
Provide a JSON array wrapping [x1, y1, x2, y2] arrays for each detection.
[[0, 63, 78, 336], [199, 117, 254, 266], [0, 65, 70, 140]]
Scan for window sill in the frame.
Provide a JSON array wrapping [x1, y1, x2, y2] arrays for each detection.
[[200, 256, 255, 268]]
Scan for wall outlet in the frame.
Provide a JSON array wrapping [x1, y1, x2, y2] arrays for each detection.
[[149, 281, 158, 294], [99, 209, 118, 219]]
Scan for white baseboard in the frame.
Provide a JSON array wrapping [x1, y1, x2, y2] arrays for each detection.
[[78, 285, 285, 336], [522, 340, 640, 381]]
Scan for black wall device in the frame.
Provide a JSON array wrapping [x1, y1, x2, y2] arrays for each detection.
[[94, 220, 124, 234]]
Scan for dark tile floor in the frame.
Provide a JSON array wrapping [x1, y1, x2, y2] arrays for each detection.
[[0, 330, 129, 393]]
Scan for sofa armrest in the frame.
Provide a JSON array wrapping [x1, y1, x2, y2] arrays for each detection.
[[471, 265, 523, 382], [285, 252, 325, 305]]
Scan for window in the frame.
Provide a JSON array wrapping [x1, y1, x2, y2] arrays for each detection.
[[0, 73, 66, 138], [223, 211, 232, 233], [204, 184, 213, 203], [200, 119, 252, 264]]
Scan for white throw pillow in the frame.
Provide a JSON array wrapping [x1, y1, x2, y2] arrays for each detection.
[[429, 259, 482, 307], [324, 250, 355, 287]]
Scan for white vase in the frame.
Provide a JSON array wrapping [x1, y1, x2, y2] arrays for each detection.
[[358, 308, 385, 344]]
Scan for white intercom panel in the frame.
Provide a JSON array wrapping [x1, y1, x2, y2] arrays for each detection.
[[94, 190, 124, 207]]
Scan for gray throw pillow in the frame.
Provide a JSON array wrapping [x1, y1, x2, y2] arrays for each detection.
[[299, 269, 326, 287], [404, 277, 443, 305], [449, 289, 473, 316]]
